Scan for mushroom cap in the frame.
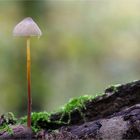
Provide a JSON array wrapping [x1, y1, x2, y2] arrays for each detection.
[[13, 17, 42, 37]]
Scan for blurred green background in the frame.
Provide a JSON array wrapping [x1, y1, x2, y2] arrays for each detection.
[[0, 0, 140, 116]]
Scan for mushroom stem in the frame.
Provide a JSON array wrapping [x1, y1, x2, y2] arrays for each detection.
[[26, 37, 31, 128]]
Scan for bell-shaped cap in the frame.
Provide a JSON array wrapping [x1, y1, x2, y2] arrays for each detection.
[[13, 17, 42, 37]]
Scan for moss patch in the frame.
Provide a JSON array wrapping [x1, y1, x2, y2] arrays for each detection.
[[56, 95, 94, 124], [106, 84, 121, 93], [0, 94, 102, 133], [19, 112, 50, 132], [59, 95, 94, 113], [0, 112, 17, 135]]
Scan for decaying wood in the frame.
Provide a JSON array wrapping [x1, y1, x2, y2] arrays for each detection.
[[50, 80, 140, 125], [0, 125, 32, 139], [1, 80, 140, 139], [44, 104, 140, 139]]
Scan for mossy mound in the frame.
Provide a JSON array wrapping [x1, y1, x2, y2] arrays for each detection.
[[0, 94, 98, 133]]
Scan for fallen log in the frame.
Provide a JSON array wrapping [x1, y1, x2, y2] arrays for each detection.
[[1, 80, 140, 139]]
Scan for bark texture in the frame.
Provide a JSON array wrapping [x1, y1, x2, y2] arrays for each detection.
[[1, 80, 140, 139]]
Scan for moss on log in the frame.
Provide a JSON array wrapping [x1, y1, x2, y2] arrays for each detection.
[[1, 80, 140, 139]]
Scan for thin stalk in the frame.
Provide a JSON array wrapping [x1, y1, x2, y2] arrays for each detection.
[[27, 37, 31, 128]]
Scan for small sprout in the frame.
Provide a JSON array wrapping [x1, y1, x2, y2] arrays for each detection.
[[13, 17, 42, 128]]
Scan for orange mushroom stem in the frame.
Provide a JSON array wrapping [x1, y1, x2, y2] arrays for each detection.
[[27, 37, 31, 127]]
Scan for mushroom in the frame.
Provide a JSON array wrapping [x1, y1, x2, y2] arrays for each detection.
[[13, 17, 42, 128]]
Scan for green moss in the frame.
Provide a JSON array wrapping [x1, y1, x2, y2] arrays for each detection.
[[20, 112, 50, 124], [0, 112, 16, 135], [21, 95, 101, 131], [107, 84, 120, 92], [7, 112, 17, 123], [0, 94, 102, 133], [56, 95, 95, 124], [0, 124, 13, 135], [19, 112, 50, 132], [59, 95, 94, 113], [19, 95, 96, 132]]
